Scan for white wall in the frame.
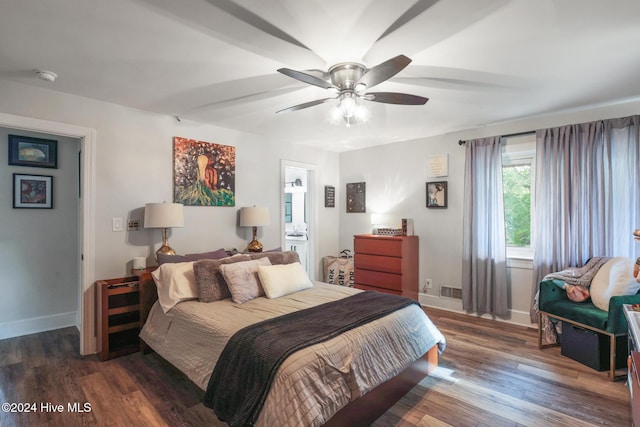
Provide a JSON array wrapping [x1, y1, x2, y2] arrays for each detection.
[[0, 127, 80, 338], [0, 79, 340, 340], [339, 99, 640, 326]]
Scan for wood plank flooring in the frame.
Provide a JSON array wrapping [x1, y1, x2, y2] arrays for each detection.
[[0, 307, 629, 426]]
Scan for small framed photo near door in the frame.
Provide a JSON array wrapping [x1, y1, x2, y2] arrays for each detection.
[[426, 181, 447, 208], [8, 135, 58, 168], [13, 173, 53, 209]]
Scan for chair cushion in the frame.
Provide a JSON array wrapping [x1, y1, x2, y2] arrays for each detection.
[[542, 299, 609, 331]]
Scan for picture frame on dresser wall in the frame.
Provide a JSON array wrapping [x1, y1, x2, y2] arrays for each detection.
[[346, 182, 366, 213], [8, 134, 58, 168], [426, 181, 447, 208], [13, 173, 53, 209]]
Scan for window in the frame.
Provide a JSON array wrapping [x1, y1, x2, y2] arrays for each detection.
[[502, 134, 536, 259], [284, 193, 292, 223]]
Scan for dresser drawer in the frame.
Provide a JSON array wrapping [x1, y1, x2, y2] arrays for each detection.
[[354, 253, 402, 274], [354, 268, 402, 291], [354, 237, 402, 257], [355, 283, 402, 295]]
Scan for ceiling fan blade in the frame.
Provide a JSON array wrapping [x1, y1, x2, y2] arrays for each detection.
[[356, 55, 412, 89], [363, 92, 428, 105], [276, 97, 335, 113], [277, 68, 335, 90]]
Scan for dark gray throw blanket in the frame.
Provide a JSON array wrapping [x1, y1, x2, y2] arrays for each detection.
[[203, 291, 419, 427]]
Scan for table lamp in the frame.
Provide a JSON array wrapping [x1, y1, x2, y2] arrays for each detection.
[[240, 206, 269, 252], [144, 202, 184, 260]]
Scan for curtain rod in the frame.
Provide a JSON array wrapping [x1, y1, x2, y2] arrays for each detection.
[[458, 130, 535, 145]]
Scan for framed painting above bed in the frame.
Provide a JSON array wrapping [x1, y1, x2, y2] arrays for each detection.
[[173, 137, 236, 207]]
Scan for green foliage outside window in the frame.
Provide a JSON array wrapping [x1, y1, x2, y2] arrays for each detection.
[[503, 164, 531, 247]]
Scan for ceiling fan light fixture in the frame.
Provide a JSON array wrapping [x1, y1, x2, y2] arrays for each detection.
[[354, 104, 370, 122], [327, 92, 369, 126], [278, 55, 423, 123], [339, 93, 357, 118], [327, 105, 344, 125]]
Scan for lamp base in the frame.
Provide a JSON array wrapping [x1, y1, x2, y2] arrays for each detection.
[[155, 228, 177, 260], [155, 244, 176, 260], [247, 225, 263, 252], [247, 239, 263, 253]]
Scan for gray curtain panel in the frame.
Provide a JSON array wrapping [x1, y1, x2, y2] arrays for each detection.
[[462, 136, 509, 316], [530, 115, 640, 321]]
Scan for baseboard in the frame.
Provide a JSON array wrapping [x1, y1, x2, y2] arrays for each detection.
[[419, 293, 534, 328], [0, 311, 78, 340]]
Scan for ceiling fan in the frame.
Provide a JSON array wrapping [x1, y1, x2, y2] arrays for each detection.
[[276, 55, 428, 124]]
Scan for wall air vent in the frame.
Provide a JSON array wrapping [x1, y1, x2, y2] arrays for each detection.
[[440, 286, 462, 299]]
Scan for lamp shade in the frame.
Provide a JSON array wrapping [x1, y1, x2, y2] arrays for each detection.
[[240, 207, 270, 227], [144, 202, 184, 228]]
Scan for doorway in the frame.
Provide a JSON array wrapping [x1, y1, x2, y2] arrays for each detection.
[[282, 161, 316, 279], [0, 112, 96, 355]]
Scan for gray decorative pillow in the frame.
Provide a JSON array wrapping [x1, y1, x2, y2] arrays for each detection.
[[248, 251, 300, 266], [219, 257, 272, 304], [193, 255, 251, 302]]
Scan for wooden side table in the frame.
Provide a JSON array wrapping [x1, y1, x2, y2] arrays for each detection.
[[96, 276, 141, 360]]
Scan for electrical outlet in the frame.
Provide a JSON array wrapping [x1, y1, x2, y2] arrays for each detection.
[[425, 278, 432, 290]]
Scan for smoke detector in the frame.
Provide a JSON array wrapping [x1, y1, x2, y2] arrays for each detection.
[[35, 70, 57, 82]]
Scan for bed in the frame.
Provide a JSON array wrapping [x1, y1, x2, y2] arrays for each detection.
[[138, 252, 446, 426]]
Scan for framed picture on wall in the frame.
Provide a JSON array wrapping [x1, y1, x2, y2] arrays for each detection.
[[324, 185, 335, 208], [346, 182, 366, 213], [173, 136, 236, 206], [8, 134, 58, 168], [13, 173, 53, 209], [426, 181, 447, 208]]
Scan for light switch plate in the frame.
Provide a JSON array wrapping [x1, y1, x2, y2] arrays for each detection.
[[112, 217, 123, 232]]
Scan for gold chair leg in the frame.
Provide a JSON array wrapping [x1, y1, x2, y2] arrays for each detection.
[[610, 335, 616, 382]]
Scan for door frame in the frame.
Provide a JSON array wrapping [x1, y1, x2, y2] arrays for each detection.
[[0, 112, 96, 355], [281, 160, 317, 280]]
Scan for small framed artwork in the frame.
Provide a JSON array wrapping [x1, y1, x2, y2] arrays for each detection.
[[8, 134, 58, 168], [13, 174, 53, 209], [324, 185, 335, 208], [346, 182, 366, 213], [426, 181, 447, 208]]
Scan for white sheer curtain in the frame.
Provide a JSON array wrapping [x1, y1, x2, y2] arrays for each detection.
[[462, 136, 509, 316], [530, 115, 640, 321]]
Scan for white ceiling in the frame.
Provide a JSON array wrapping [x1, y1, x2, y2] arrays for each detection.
[[1, 0, 639, 151]]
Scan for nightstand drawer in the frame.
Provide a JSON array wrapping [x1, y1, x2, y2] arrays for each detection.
[[355, 268, 402, 291], [354, 253, 402, 274], [354, 238, 402, 257]]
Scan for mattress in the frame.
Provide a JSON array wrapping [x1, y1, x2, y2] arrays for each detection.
[[140, 281, 445, 426]]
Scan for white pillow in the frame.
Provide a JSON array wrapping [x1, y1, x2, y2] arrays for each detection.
[[151, 261, 199, 313], [257, 262, 313, 299], [590, 257, 640, 311]]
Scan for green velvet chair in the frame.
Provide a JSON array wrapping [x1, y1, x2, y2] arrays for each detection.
[[537, 279, 640, 380]]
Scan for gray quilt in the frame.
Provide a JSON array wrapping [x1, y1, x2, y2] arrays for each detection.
[[204, 291, 418, 427]]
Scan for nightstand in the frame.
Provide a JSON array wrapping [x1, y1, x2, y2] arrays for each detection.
[[96, 276, 141, 360]]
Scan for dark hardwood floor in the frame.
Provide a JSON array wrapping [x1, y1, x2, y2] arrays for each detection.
[[0, 307, 629, 426]]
